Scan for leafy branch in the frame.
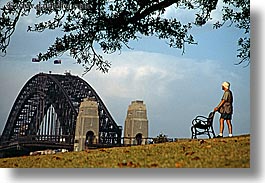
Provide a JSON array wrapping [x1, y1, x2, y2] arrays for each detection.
[[0, 0, 250, 73]]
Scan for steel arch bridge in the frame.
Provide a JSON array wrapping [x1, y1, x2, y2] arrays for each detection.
[[0, 72, 122, 157]]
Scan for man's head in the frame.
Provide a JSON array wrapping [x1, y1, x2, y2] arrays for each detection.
[[222, 81, 230, 90]]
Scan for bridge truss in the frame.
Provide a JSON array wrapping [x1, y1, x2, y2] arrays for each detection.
[[0, 72, 122, 157]]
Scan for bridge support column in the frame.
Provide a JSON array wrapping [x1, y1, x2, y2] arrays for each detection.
[[74, 98, 99, 151], [124, 100, 148, 145]]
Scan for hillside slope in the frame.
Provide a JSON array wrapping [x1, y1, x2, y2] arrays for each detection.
[[0, 135, 250, 168]]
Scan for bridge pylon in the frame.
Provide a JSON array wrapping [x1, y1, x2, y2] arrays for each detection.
[[124, 100, 148, 145], [74, 98, 99, 151]]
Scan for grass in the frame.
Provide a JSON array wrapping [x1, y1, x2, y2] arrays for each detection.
[[0, 134, 250, 168]]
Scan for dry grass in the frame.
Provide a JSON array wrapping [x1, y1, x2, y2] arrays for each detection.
[[0, 134, 250, 168]]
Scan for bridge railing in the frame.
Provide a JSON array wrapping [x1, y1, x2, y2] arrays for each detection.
[[1, 135, 184, 150], [0, 135, 74, 147], [85, 136, 180, 148]]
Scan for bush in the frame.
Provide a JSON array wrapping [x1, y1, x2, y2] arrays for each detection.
[[153, 133, 169, 144]]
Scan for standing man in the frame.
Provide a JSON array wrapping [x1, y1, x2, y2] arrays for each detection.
[[214, 81, 233, 137]]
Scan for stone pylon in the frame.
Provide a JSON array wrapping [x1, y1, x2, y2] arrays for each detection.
[[124, 100, 148, 145], [74, 98, 99, 151]]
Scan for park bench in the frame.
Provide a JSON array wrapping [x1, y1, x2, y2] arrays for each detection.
[[191, 111, 216, 139]]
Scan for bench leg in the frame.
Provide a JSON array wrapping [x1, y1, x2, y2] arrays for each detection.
[[191, 126, 198, 139]]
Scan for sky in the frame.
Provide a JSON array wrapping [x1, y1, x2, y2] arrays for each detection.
[[0, 0, 250, 139]]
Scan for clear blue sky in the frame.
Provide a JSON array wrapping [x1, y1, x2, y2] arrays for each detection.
[[0, 0, 250, 139]]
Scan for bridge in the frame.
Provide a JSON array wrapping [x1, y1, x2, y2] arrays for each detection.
[[0, 72, 122, 157]]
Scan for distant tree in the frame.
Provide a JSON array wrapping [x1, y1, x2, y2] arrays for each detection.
[[153, 132, 169, 143], [0, 0, 250, 74]]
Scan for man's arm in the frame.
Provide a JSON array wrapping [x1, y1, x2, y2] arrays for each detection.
[[214, 99, 225, 112]]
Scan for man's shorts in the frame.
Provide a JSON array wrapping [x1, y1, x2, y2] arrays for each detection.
[[220, 113, 232, 120]]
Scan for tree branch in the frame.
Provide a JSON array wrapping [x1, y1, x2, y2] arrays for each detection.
[[131, 0, 180, 23]]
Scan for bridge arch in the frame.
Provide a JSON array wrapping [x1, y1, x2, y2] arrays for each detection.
[[0, 72, 122, 154]]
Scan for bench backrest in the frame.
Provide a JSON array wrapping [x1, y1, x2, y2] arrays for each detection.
[[206, 112, 215, 126]]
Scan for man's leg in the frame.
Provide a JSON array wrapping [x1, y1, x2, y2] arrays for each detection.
[[218, 118, 224, 137], [226, 119, 233, 137]]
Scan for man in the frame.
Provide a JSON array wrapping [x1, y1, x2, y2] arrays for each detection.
[[214, 81, 233, 137]]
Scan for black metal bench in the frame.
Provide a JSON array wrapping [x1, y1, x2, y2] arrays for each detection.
[[191, 111, 216, 139]]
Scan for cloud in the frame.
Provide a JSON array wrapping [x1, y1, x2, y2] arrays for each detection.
[[80, 50, 249, 137], [84, 51, 187, 98], [208, 0, 226, 23], [0, 48, 250, 138], [87, 51, 227, 102], [161, 1, 228, 27], [80, 51, 234, 136]]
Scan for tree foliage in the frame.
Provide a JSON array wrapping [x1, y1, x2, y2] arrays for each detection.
[[213, 0, 250, 66], [0, 0, 250, 73]]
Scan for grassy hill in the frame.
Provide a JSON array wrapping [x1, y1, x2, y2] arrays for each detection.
[[0, 134, 250, 168]]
